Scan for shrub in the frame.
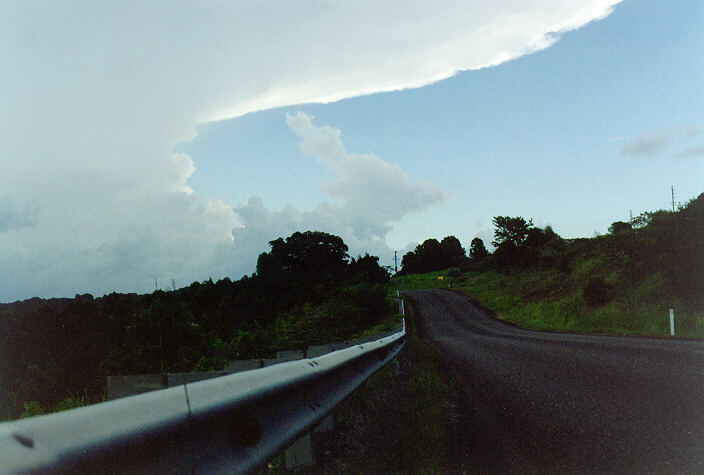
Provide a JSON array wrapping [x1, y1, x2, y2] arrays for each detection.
[[20, 401, 45, 418], [583, 277, 610, 308]]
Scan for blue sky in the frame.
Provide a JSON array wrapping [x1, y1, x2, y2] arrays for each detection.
[[178, 0, 703, 255], [2, 0, 702, 300]]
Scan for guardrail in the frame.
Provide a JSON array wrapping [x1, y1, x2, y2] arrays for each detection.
[[0, 318, 405, 473]]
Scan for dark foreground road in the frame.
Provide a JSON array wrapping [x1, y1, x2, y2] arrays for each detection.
[[404, 289, 704, 472]]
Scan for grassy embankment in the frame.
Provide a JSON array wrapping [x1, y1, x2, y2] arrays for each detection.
[[393, 263, 703, 339], [394, 193, 704, 338]]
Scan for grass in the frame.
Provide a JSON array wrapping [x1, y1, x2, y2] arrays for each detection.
[[20, 392, 103, 419], [398, 300, 456, 470], [390, 269, 458, 293], [351, 312, 404, 338], [394, 267, 704, 339]]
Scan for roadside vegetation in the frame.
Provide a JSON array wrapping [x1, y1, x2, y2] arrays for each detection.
[[315, 297, 460, 472], [0, 231, 394, 421], [395, 192, 704, 338]]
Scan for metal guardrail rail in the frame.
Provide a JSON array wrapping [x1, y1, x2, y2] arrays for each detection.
[[0, 318, 405, 473]]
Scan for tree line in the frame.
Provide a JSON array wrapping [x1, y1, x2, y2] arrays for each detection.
[[400, 193, 703, 311], [0, 231, 393, 421]]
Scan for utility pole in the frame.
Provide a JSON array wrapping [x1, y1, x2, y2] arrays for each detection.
[[671, 185, 676, 212], [394, 251, 398, 274], [154, 277, 158, 291], [629, 210, 633, 224]]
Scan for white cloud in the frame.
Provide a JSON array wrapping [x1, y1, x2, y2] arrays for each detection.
[[621, 126, 700, 157], [228, 113, 446, 271], [285, 112, 446, 240], [0, 1, 621, 300], [606, 135, 631, 142], [674, 145, 704, 159]]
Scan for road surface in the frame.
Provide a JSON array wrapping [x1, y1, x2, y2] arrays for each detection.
[[404, 289, 704, 472]]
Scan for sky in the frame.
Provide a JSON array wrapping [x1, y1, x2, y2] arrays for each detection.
[[1, 0, 702, 302]]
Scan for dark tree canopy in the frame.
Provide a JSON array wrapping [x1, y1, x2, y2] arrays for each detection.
[[348, 253, 390, 284], [469, 237, 489, 262], [492, 216, 533, 248], [257, 231, 349, 286], [401, 235, 466, 274], [441, 236, 466, 266], [524, 225, 560, 248], [608, 221, 632, 234]]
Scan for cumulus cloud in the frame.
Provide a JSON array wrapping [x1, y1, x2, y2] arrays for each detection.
[[0, 1, 621, 300], [674, 145, 704, 159], [231, 197, 393, 268], [285, 112, 446, 239], [621, 126, 700, 157], [228, 114, 446, 269]]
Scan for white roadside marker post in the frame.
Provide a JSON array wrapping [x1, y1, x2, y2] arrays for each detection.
[[670, 308, 675, 336]]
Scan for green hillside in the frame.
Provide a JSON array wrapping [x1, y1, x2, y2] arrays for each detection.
[[394, 192, 704, 338]]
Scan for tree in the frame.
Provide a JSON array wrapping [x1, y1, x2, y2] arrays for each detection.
[[440, 236, 467, 266], [256, 231, 349, 286], [492, 216, 533, 248], [468, 238, 488, 263], [524, 225, 560, 248], [401, 237, 462, 274], [348, 254, 390, 284], [491, 216, 535, 268], [608, 221, 632, 234]]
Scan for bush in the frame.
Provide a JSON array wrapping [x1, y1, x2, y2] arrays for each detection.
[[20, 401, 45, 418], [583, 277, 610, 308]]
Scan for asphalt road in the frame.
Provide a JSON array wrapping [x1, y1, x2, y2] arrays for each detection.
[[404, 289, 704, 472]]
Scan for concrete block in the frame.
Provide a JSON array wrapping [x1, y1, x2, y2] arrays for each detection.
[[276, 349, 304, 360], [285, 432, 314, 468], [349, 336, 377, 346], [107, 374, 167, 400], [225, 359, 262, 373], [166, 373, 186, 388], [183, 371, 227, 384], [167, 371, 227, 387], [263, 349, 305, 367], [306, 342, 349, 358]]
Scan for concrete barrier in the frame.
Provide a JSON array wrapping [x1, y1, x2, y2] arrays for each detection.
[[276, 349, 305, 361], [167, 371, 227, 387], [263, 349, 305, 367], [225, 359, 262, 373], [306, 342, 349, 358], [107, 374, 167, 400]]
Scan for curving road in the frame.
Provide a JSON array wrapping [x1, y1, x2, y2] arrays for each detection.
[[404, 289, 704, 472]]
